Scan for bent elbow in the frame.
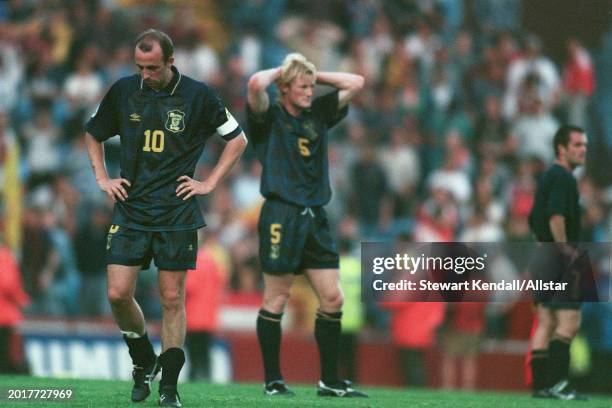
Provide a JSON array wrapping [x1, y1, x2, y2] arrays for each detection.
[[354, 74, 365, 91], [247, 76, 262, 93]]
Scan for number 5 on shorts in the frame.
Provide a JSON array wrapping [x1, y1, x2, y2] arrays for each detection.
[[270, 223, 282, 244]]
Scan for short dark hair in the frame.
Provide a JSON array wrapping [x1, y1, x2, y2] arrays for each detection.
[[135, 29, 174, 63], [553, 124, 584, 157]]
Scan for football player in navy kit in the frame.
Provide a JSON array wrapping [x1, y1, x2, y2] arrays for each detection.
[[247, 53, 366, 397], [85, 29, 246, 407]]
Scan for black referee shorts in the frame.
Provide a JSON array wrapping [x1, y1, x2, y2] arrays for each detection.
[[105, 225, 198, 271], [529, 244, 587, 309], [258, 199, 339, 275]]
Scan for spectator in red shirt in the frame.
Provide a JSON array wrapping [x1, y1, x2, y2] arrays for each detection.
[[185, 243, 228, 381], [562, 38, 595, 128], [381, 299, 445, 387], [0, 238, 30, 373], [440, 302, 487, 389]]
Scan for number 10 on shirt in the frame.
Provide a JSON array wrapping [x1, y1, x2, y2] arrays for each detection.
[[143, 129, 165, 152]]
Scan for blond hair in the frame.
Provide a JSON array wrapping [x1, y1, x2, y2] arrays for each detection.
[[277, 53, 317, 89]]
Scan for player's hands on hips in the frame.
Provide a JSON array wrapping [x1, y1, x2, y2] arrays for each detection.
[[98, 177, 131, 203], [176, 175, 215, 200]]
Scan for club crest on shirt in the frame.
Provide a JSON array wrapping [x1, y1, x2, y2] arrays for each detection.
[[302, 120, 318, 141], [165, 110, 185, 133]]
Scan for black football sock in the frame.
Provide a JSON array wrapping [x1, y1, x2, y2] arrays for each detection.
[[0, 327, 10, 372], [315, 310, 342, 384], [257, 309, 283, 384], [530, 349, 549, 390], [159, 348, 185, 388], [122, 331, 156, 367], [549, 336, 571, 386]]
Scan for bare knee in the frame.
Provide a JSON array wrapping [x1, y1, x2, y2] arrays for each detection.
[[556, 313, 581, 338], [536, 308, 557, 334], [262, 290, 291, 314], [537, 316, 555, 335], [319, 289, 344, 312], [107, 287, 133, 308], [160, 288, 183, 311]]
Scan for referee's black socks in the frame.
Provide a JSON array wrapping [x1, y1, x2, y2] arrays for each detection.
[[530, 349, 549, 390], [122, 331, 156, 367], [257, 309, 284, 384], [160, 348, 185, 388], [315, 310, 343, 384], [549, 335, 572, 385]]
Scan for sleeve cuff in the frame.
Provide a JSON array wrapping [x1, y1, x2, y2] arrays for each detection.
[[85, 125, 109, 142]]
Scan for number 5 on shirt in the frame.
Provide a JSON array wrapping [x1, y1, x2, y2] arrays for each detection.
[[298, 137, 311, 157]]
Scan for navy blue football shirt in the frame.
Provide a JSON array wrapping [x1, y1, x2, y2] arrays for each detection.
[[247, 90, 347, 207], [86, 66, 242, 231]]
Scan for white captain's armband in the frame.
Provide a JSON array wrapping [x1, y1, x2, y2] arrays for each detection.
[[216, 108, 240, 136]]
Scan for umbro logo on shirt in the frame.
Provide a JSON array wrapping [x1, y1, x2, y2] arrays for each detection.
[[129, 113, 141, 122]]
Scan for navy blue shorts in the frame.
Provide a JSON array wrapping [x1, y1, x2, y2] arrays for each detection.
[[258, 199, 339, 275], [105, 225, 198, 271]]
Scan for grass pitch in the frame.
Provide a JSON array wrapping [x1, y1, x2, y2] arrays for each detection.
[[0, 376, 610, 407]]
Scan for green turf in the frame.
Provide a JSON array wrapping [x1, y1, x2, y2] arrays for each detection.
[[0, 376, 610, 407]]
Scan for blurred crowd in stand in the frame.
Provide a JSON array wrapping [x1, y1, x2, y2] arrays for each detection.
[[0, 0, 610, 390]]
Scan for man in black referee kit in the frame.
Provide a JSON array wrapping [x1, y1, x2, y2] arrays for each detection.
[[247, 53, 367, 397], [528, 125, 588, 400], [85, 29, 247, 407]]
